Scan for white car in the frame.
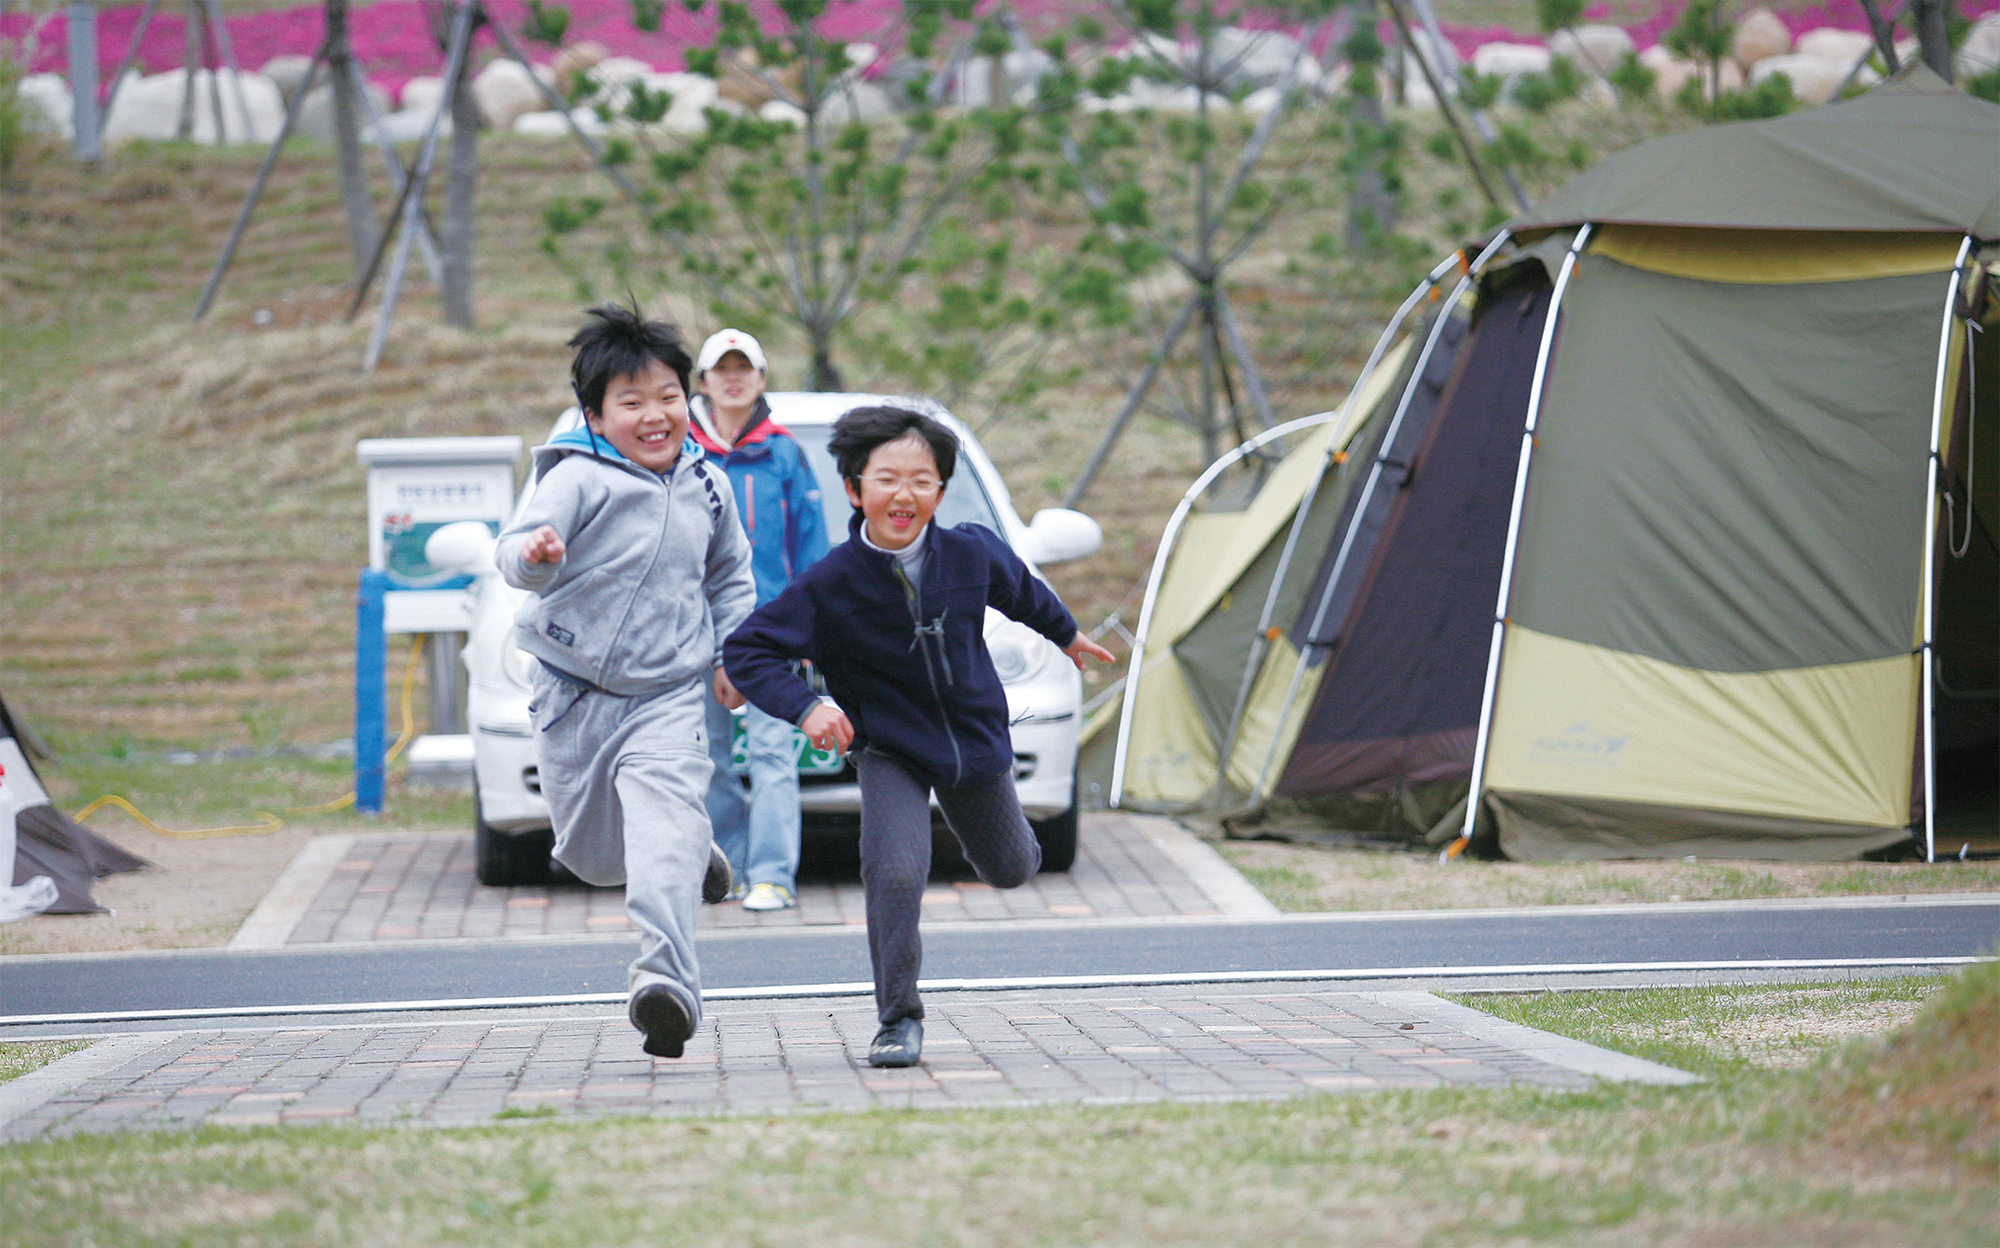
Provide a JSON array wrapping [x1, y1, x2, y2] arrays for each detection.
[[427, 393, 1103, 887]]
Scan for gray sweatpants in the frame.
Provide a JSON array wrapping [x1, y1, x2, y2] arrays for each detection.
[[856, 750, 1042, 1025], [530, 667, 713, 1027]]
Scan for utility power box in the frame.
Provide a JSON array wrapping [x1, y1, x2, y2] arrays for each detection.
[[356, 436, 521, 633]]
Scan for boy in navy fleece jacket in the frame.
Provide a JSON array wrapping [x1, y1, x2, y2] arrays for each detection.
[[724, 405, 1113, 1067]]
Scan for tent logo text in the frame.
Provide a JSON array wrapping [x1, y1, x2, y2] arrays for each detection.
[[1531, 722, 1630, 767]]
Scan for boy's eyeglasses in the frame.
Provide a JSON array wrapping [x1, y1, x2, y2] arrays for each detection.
[[858, 473, 942, 496]]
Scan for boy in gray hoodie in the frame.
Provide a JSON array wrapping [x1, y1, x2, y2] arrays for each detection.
[[496, 304, 757, 1058]]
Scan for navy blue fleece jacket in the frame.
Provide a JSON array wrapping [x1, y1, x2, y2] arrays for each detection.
[[723, 513, 1079, 789]]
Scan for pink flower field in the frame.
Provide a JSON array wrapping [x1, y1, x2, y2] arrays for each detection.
[[5, 0, 1995, 102]]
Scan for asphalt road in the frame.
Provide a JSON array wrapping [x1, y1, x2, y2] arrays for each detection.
[[4, 896, 1995, 1027]]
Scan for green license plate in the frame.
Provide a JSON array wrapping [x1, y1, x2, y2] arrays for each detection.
[[731, 711, 845, 776]]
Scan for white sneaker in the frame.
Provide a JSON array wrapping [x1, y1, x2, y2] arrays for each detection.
[[742, 882, 796, 912]]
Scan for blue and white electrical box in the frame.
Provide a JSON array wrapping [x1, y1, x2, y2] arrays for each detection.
[[356, 436, 521, 633]]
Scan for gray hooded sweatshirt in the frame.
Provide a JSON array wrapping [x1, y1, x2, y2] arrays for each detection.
[[497, 427, 756, 695]]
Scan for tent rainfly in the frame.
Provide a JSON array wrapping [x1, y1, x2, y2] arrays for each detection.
[[1083, 67, 1999, 863], [1, 693, 148, 918]]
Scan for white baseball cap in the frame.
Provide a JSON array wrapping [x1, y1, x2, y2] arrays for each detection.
[[696, 328, 767, 375]]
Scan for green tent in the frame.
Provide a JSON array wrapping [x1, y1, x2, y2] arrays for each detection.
[[1088, 67, 1998, 862]]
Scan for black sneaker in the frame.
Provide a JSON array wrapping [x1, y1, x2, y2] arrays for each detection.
[[629, 983, 694, 1058], [702, 841, 733, 904], [868, 1017, 923, 1068]]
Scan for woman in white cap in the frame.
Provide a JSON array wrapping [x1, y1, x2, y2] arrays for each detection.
[[690, 329, 831, 912]]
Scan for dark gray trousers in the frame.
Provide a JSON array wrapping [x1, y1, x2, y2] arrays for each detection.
[[855, 750, 1042, 1025]]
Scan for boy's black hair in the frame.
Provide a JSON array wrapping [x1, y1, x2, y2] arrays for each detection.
[[827, 406, 959, 491], [567, 302, 693, 415]]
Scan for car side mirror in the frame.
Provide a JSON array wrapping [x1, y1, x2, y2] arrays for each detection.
[[425, 520, 499, 576], [1020, 508, 1102, 566]]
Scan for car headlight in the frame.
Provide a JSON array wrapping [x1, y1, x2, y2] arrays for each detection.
[[503, 640, 538, 690], [987, 620, 1051, 685]]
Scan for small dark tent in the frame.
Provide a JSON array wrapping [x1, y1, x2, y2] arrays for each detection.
[[1084, 67, 1999, 862], [2, 693, 148, 916]]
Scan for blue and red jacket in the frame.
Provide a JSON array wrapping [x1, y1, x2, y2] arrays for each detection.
[[724, 513, 1080, 789], [690, 397, 829, 605]]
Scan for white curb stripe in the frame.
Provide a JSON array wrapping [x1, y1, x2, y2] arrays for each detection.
[[4, 954, 1985, 1026]]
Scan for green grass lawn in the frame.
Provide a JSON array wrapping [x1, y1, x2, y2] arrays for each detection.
[[0, 968, 1993, 1246]]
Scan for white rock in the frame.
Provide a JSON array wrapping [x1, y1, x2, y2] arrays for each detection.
[[1731, 8, 1792, 71], [822, 81, 896, 123], [1547, 24, 1634, 73], [366, 107, 450, 144], [1640, 44, 1744, 98], [17, 73, 73, 138], [1748, 52, 1873, 103], [514, 107, 603, 137], [1081, 92, 1140, 114], [1959, 13, 2000, 74], [582, 55, 653, 96], [1205, 26, 1315, 92], [1400, 24, 1460, 85], [1240, 85, 1282, 114], [760, 99, 807, 126], [1399, 77, 1443, 111], [1125, 79, 1218, 112], [551, 40, 609, 93], [400, 75, 444, 114], [1794, 28, 1875, 65], [644, 71, 720, 132], [291, 79, 394, 142], [1472, 41, 1552, 80], [473, 59, 553, 130], [261, 54, 315, 103], [950, 47, 1055, 107], [101, 68, 285, 144]]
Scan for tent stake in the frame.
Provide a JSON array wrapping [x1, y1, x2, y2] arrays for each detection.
[[1449, 223, 1593, 860]]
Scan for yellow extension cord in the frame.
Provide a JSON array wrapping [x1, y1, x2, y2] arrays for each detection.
[[70, 634, 429, 839]]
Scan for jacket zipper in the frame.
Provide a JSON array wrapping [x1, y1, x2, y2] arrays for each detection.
[[601, 464, 674, 687], [893, 560, 962, 785]]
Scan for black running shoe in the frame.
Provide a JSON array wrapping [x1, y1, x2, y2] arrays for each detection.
[[629, 983, 693, 1058], [703, 841, 733, 904], [868, 1017, 923, 1068]]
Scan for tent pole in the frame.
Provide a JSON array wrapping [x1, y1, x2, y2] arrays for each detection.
[[1918, 235, 1975, 865], [1242, 232, 1510, 808], [1108, 410, 1350, 807], [1112, 249, 1465, 808], [1447, 223, 1594, 861]]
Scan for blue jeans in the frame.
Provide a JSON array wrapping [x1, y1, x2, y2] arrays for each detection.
[[704, 691, 803, 894]]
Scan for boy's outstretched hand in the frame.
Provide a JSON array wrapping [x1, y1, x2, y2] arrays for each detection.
[[799, 703, 854, 755], [520, 525, 566, 565], [1064, 633, 1117, 669]]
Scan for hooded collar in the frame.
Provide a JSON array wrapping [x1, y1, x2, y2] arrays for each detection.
[[690, 396, 789, 456], [543, 424, 705, 475]]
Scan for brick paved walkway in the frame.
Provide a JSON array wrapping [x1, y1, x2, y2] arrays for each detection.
[[0, 989, 1696, 1139], [243, 812, 1273, 947]]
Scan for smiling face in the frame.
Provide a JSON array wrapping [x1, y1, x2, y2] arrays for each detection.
[[844, 433, 945, 551], [587, 358, 689, 472], [698, 351, 766, 421]]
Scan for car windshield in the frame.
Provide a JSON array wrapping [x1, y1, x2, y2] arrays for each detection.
[[787, 422, 1003, 544]]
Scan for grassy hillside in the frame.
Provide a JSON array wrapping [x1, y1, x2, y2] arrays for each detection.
[[0, 76, 1673, 764], [0, 130, 1231, 757]]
